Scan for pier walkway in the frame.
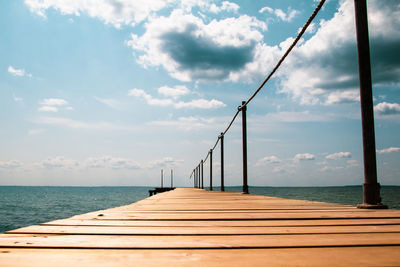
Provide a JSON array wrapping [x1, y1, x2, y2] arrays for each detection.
[[1, 188, 400, 266]]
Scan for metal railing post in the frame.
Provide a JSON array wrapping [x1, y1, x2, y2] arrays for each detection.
[[161, 169, 163, 188], [171, 169, 173, 188], [193, 169, 196, 188], [209, 149, 213, 191], [195, 166, 198, 188], [197, 164, 200, 188], [219, 133, 225, 192], [354, 0, 386, 209], [201, 160, 204, 189], [239, 101, 249, 194]]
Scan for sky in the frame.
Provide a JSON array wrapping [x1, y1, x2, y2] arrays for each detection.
[[1, 0, 399, 187]]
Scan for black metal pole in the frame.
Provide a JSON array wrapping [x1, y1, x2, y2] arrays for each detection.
[[161, 169, 163, 188], [197, 165, 200, 188], [193, 169, 196, 188], [195, 166, 198, 188], [171, 169, 173, 188], [219, 133, 225, 192], [239, 101, 249, 194], [201, 160, 204, 189], [209, 149, 213, 191], [354, 0, 386, 209]]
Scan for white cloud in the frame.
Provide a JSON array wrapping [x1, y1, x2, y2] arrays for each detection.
[[24, 0, 175, 28], [210, 1, 239, 13], [128, 88, 225, 109], [294, 153, 315, 162], [8, 65, 32, 78], [84, 156, 140, 169], [158, 85, 189, 99], [174, 99, 226, 109], [374, 102, 400, 115], [326, 152, 352, 160], [376, 147, 400, 154], [13, 95, 23, 102], [150, 115, 228, 131], [94, 97, 120, 110], [259, 6, 299, 22], [260, 110, 333, 123], [276, 0, 400, 105], [259, 6, 273, 14], [39, 106, 58, 112], [35, 116, 132, 131], [128, 88, 174, 107], [255, 156, 281, 166], [127, 9, 266, 81], [148, 157, 184, 168], [298, 22, 316, 34], [28, 129, 45, 135], [38, 98, 71, 112], [325, 90, 360, 105], [41, 156, 78, 169], [0, 160, 23, 169], [40, 98, 68, 106]]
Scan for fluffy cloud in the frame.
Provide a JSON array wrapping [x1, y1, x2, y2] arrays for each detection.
[[0, 160, 23, 169], [158, 85, 189, 99], [325, 90, 359, 105], [94, 97, 121, 110], [150, 116, 228, 131], [84, 156, 140, 169], [24, 0, 174, 28], [326, 152, 352, 160], [40, 98, 68, 106], [277, 0, 400, 105], [209, 1, 239, 14], [294, 153, 315, 162], [259, 6, 299, 22], [35, 116, 132, 131], [374, 102, 400, 115], [128, 88, 225, 109], [38, 106, 58, 112], [39, 98, 71, 112], [23, 156, 181, 171], [28, 129, 45, 135], [376, 147, 400, 154], [8, 65, 32, 78], [127, 9, 266, 81], [148, 157, 184, 168], [255, 156, 281, 166], [41, 156, 78, 169]]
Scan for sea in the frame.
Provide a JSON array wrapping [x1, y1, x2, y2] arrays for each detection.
[[1, 185, 399, 233]]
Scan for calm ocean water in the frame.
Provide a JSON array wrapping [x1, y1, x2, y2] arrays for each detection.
[[1, 186, 399, 233]]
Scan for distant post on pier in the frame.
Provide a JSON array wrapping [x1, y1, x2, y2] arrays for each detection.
[[219, 132, 225, 192], [171, 169, 173, 188], [201, 160, 204, 189], [354, 0, 386, 208], [193, 169, 195, 188], [209, 149, 213, 191], [161, 169, 163, 188], [239, 101, 249, 194]]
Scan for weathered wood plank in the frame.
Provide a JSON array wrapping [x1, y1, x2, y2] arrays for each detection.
[[41, 217, 400, 227], [7, 224, 400, 235], [1, 233, 400, 248], [69, 211, 400, 220], [1, 247, 400, 267]]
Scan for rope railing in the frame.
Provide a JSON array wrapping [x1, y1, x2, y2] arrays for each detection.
[[191, 0, 326, 192]]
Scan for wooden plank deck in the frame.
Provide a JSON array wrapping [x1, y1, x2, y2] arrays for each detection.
[[1, 188, 400, 266]]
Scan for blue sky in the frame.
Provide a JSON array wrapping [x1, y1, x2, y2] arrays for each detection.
[[1, 0, 399, 186]]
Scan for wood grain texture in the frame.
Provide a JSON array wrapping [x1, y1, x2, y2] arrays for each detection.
[[1, 188, 400, 266]]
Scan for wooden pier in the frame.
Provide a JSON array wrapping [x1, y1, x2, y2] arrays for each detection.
[[1, 188, 400, 266]]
